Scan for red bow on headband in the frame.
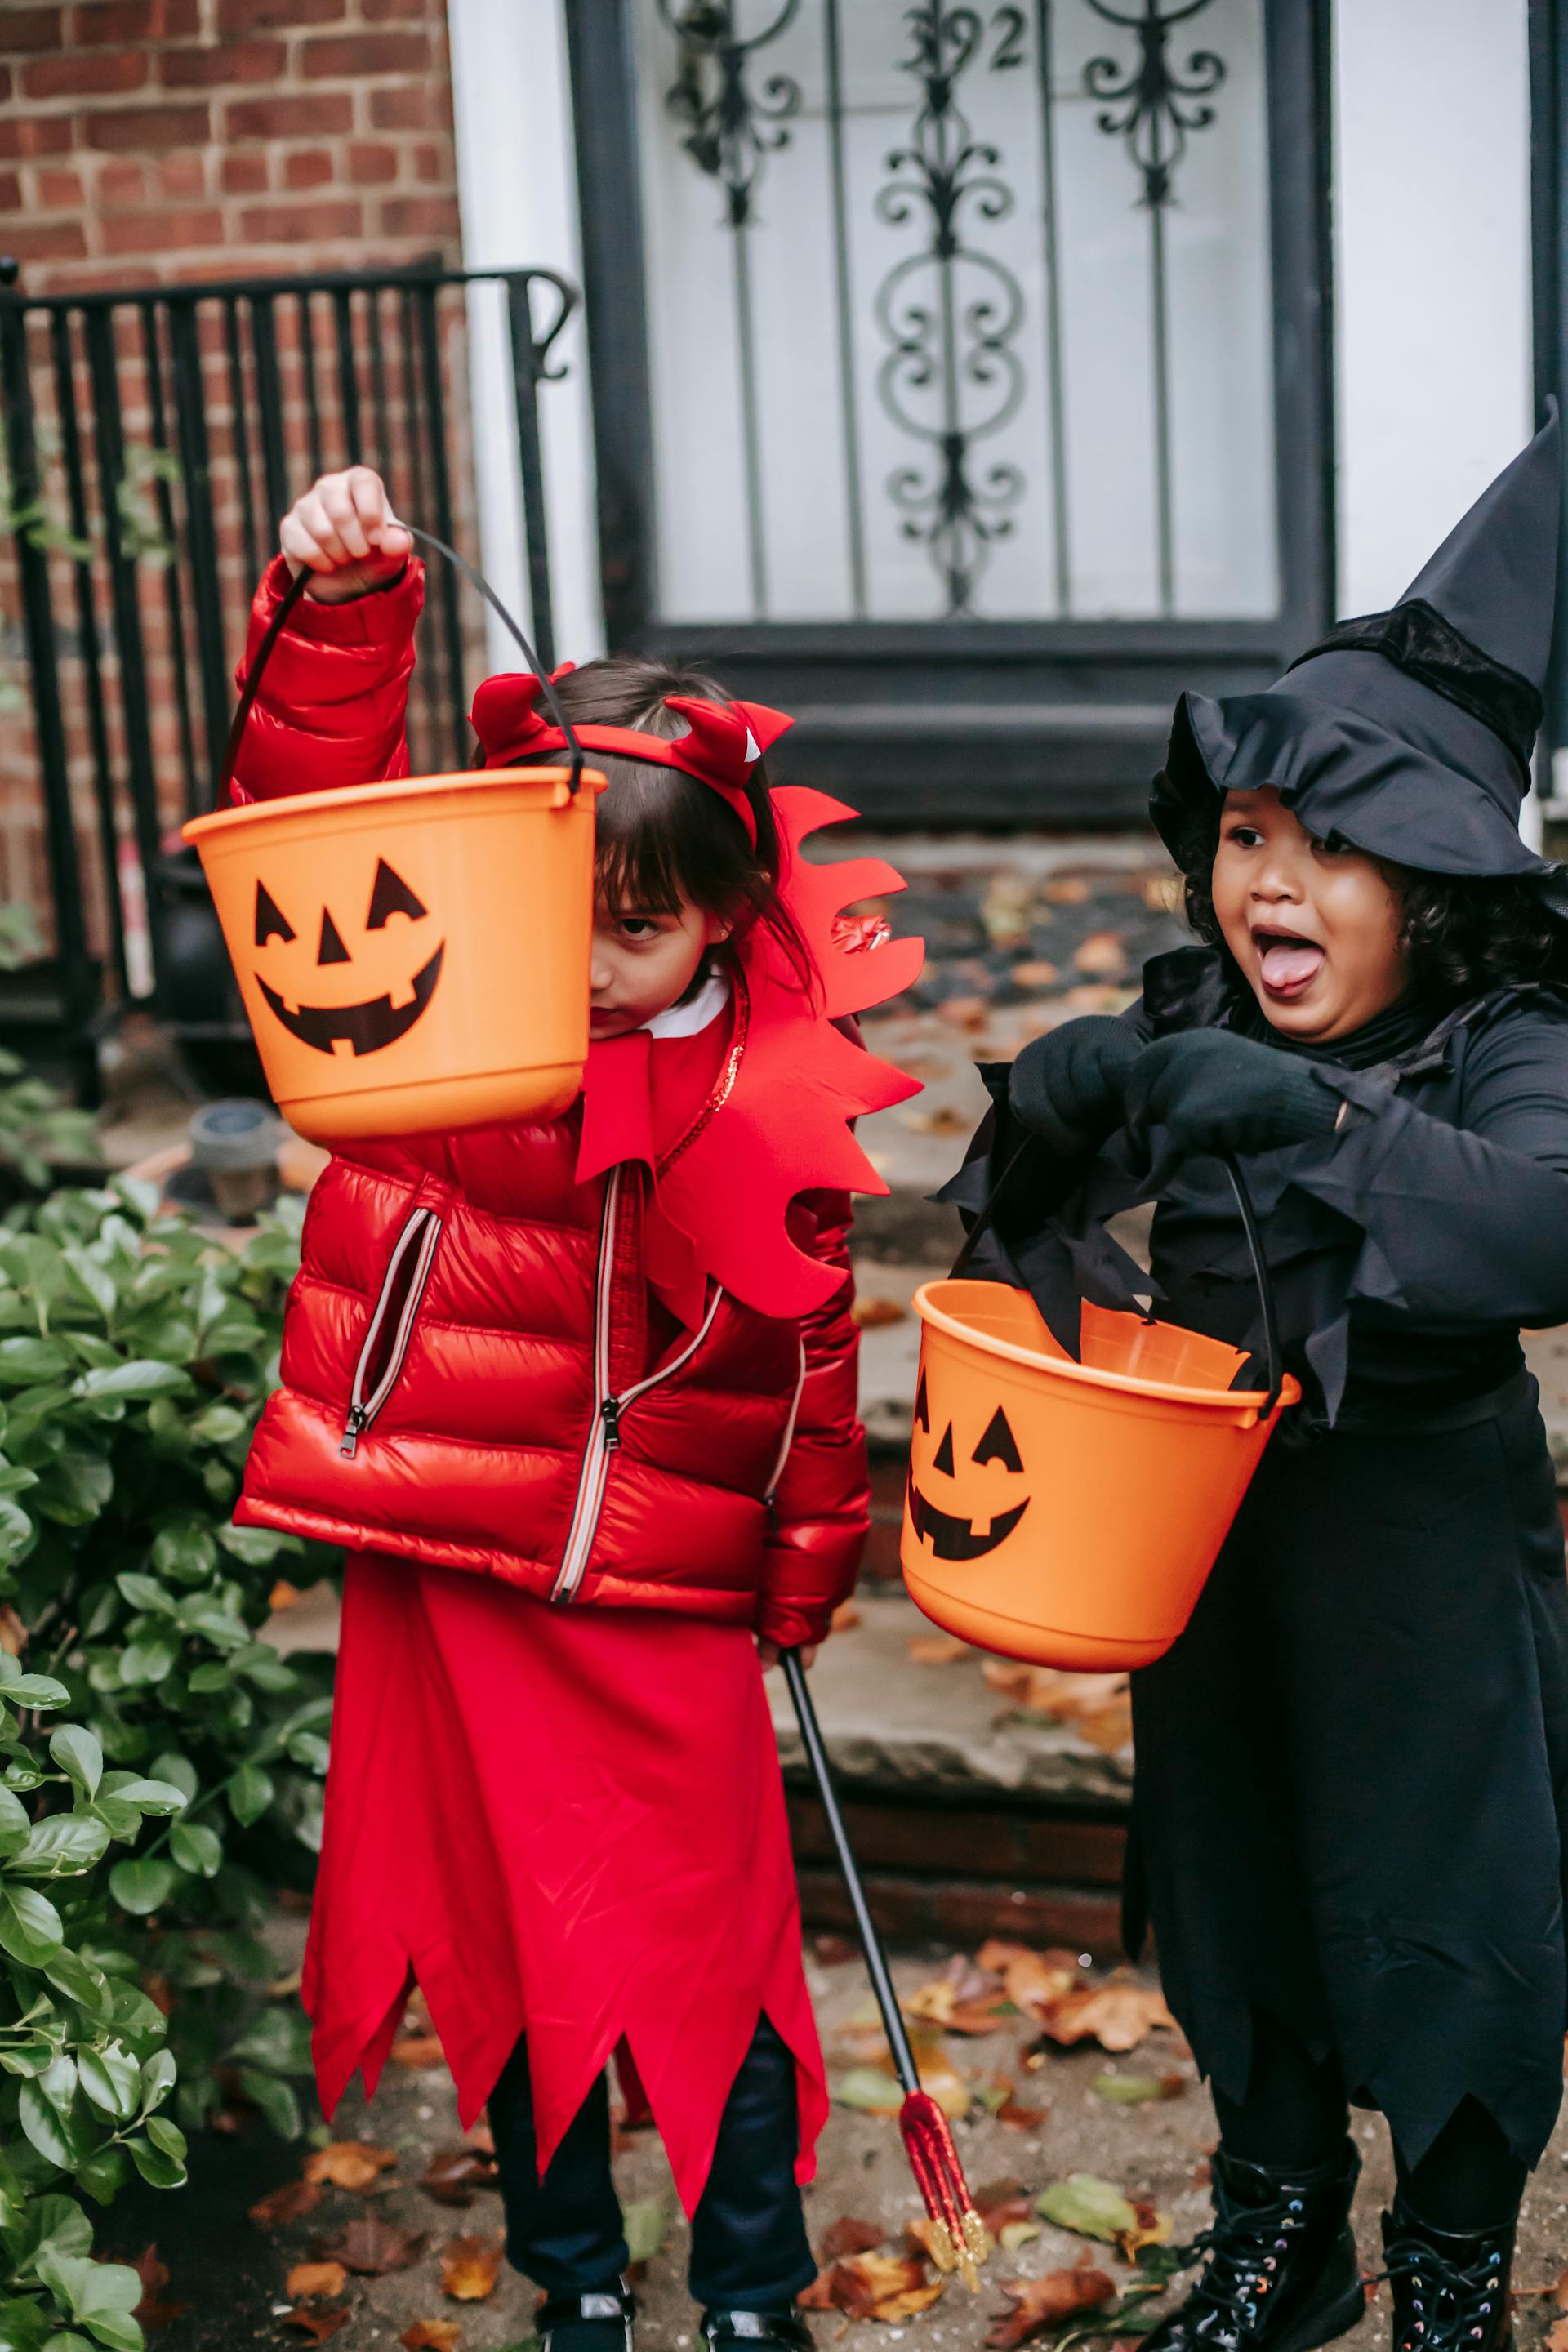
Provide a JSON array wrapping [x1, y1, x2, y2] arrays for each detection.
[[469, 668, 795, 847]]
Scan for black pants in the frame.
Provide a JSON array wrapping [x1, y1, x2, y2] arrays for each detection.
[[488, 2016, 817, 2310]]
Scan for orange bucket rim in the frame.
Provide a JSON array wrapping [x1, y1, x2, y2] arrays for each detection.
[[911, 1278, 1302, 1417], [181, 763, 608, 847]]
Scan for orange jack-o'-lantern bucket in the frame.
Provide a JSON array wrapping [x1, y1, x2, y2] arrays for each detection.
[[902, 1158, 1300, 1670], [183, 529, 604, 1147]]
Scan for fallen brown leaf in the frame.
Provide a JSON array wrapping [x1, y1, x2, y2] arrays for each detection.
[[304, 2141, 398, 2192], [312, 2217, 425, 2276], [1044, 877, 1090, 904], [820, 2216, 887, 2261], [987, 2265, 1118, 2349], [269, 1579, 302, 1611], [875, 2285, 945, 2322], [997, 2100, 1048, 2129], [804, 2251, 939, 2322], [1011, 960, 1060, 990], [1556, 2268, 1568, 2312], [287, 2263, 349, 2301], [418, 2145, 499, 2207], [906, 1635, 969, 1665], [937, 996, 989, 1031], [813, 1932, 858, 1966], [440, 2235, 506, 2301], [1547, 2323, 1568, 2352], [0, 1604, 24, 1656], [283, 2311, 350, 2344], [830, 1598, 862, 1633], [852, 1295, 911, 1326], [902, 1106, 970, 1136], [1074, 933, 1129, 978], [1002, 1949, 1084, 2021], [1036, 1980, 1178, 2054], [128, 2245, 188, 2330], [251, 2179, 323, 2228], [390, 2034, 446, 2069], [401, 2326, 461, 2351]]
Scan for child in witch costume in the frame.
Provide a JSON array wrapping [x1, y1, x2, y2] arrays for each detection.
[[943, 406, 1568, 2352], [225, 469, 924, 2350]]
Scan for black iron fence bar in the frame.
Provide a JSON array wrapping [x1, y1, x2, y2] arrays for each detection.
[[1034, 0, 1071, 616], [0, 259, 577, 1057], [822, 0, 868, 618]]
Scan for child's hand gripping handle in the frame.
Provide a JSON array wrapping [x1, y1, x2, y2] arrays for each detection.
[[216, 523, 588, 813], [948, 1138, 1285, 1420]]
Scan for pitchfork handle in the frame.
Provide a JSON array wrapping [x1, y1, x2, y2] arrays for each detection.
[[782, 1646, 921, 2101]]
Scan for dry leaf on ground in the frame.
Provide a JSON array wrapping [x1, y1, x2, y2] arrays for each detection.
[[269, 1579, 302, 1611], [906, 1634, 969, 1665], [987, 2265, 1117, 2348], [1093, 2070, 1187, 2105], [1036, 1980, 1178, 2054], [853, 1295, 911, 1326], [128, 2245, 187, 2330], [287, 2263, 349, 2301], [1556, 2270, 1568, 2311], [1548, 2322, 1568, 2352], [440, 2235, 506, 2301], [252, 2179, 324, 2228], [391, 2034, 446, 2069], [974, 1940, 1084, 2020], [998, 2100, 1048, 2129], [419, 2145, 500, 2206], [1011, 960, 1060, 990], [284, 2311, 350, 2344], [830, 1597, 862, 1633], [1074, 933, 1129, 978], [312, 2217, 425, 2276], [820, 2216, 886, 2261], [802, 2252, 942, 2323], [973, 2185, 1035, 2238], [401, 2325, 461, 2351], [303, 2141, 398, 2192]]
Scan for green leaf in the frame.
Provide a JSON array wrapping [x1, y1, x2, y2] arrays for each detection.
[[17, 2083, 79, 2170], [0, 1886, 63, 1964], [236, 2068, 301, 2139], [187, 1404, 246, 1447], [226, 2006, 312, 2075], [48, 1726, 101, 1799], [72, 2146, 129, 2207], [111, 1575, 171, 1617], [0, 1781, 32, 1855], [286, 1731, 330, 1772], [0, 2295, 49, 2352], [71, 1362, 189, 1402], [829, 2067, 902, 2114], [149, 1526, 215, 1584], [123, 2136, 184, 2191], [146, 1752, 198, 1804], [59, 1251, 114, 1325], [1, 1674, 67, 1709], [41, 1948, 109, 2014], [105, 1780, 185, 1816], [1091, 2070, 1178, 2105], [33, 1452, 112, 1526], [225, 1762, 274, 1826], [117, 1640, 176, 1688], [76, 2045, 139, 2123], [167, 1820, 220, 1877], [1035, 2173, 1141, 2243], [11, 1814, 111, 1876], [143, 2114, 185, 2161], [0, 1341, 69, 1386], [620, 2197, 667, 2268], [217, 1522, 300, 1566], [107, 1858, 176, 1918], [137, 2051, 175, 2116]]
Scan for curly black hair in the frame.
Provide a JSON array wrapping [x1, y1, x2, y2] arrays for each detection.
[[1172, 800, 1568, 1008]]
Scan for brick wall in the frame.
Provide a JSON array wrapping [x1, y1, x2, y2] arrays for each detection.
[[0, 0, 461, 290]]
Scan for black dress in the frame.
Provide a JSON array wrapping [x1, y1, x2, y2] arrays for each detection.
[[946, 955, 1568, 2170]]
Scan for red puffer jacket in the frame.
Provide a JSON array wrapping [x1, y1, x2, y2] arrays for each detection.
[[231, 563, 869, 1648]]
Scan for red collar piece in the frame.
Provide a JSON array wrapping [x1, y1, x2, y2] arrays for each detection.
[[470, 668, 794, 847], [574, 786, 925, 1320]]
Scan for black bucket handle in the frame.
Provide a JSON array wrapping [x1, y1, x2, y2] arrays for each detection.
[[948, 1138, 1285, 1421], [216, 520, 586, 811]]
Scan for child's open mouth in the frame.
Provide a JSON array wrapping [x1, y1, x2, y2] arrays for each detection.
[[1253, 928, 1325, 999]]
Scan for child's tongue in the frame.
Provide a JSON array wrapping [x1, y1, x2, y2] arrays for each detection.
[[1258, 936, 1324, 992]]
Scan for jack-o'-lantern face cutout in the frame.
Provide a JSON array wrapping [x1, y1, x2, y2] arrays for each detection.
[[251, 858, 444, 1057], [906, 1366, 1031, 1562]]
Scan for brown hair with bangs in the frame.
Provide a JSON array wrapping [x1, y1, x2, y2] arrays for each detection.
[[546, 652, 817, 996]]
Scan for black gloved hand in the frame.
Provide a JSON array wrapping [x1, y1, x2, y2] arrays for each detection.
[[1007, 1015, 1144, 1158], [1123, 1027, 1342, 1159]]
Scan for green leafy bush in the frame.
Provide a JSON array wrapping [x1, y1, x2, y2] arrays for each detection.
[[0, 1176, 331, 2350], [0, 912, 98, 1194]]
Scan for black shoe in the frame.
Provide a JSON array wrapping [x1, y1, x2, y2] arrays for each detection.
[[700, 2313, 813, 2352], [538, 2282, 636, 2352], [1141, 2144, 1366, 2352], [1379, 2200, 1515, 2352]]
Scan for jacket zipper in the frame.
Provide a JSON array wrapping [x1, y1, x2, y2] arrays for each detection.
[[340, 1205, 443, 1459], [764, 1337, 808, 1509], [550, 1166, 724, 1601]]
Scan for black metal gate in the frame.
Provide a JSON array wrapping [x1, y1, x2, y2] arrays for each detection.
[[0, 260, 576, 1089]]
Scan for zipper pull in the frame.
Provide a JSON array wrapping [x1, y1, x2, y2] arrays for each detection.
[[340, 1405, 368, 1460], [600, 1395, 622, 1452]]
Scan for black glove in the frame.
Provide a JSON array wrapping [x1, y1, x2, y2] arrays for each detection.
[[1123, 1028, 1342, 1159], [1007, 1016, 1143, 1158]]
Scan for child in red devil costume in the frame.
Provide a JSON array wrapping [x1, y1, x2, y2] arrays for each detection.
[[225, 470, 924, 2352]]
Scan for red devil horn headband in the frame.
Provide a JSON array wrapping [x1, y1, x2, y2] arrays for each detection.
[[469, 670, 794, 849]]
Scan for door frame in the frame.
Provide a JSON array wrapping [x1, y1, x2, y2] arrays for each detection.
[[565, 0, 1336, 824]]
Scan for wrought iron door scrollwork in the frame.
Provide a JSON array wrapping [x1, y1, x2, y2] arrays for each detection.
[[875, 2, 1027, 616], [658, 0, 803, 228]]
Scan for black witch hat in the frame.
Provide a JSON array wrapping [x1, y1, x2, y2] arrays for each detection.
[[1151, 401, 1563, 891]]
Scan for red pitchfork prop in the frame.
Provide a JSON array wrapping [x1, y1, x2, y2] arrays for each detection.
[[782, 1649, 987, 2287]]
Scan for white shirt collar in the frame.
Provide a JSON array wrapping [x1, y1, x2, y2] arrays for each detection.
[[638, 966, 732, 1040]]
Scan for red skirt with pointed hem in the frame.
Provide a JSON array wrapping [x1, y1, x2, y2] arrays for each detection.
[[302, 1553, 828, 2215]]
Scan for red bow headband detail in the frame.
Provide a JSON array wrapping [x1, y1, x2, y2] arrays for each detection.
[[469, 668, 795, 849]]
